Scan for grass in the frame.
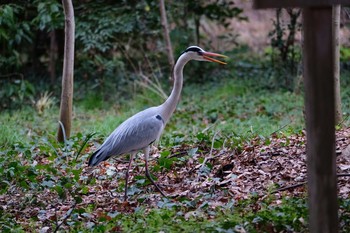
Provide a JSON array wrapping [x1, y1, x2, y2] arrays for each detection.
[[0, 74, 306, 149], [6, 51, 350, 149]]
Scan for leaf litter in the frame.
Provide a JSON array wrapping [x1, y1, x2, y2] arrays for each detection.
[[1, 128, 350, 231]]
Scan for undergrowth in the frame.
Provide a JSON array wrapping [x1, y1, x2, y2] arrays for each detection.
[[1, 130, 350, 232], [1, 55, 350, 232]]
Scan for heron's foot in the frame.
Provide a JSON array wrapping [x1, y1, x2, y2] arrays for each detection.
[[154, 185, 167, 198], [145, 173, 167, 197]]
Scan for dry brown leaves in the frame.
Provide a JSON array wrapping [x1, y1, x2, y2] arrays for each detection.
[[1, 128, 350, 231], [83, 127, 350, 209]]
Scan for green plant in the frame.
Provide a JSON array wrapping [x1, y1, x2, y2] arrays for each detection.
[[339, 199, 350, 232], [0, 4, 32, 72], [0, 0, 247, 102], [32, 0, 63, 31], [35, 91, 55, 115], [0, 78, 35, 110], [267, 8, 302, 91], [340, 46, 350, 71], [0, 130, 97, 231]]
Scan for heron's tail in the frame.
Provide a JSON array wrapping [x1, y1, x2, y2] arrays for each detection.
[[88, 149, 99, 166], [88, 148, 110, 166]]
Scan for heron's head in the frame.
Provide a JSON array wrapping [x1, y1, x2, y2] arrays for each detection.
[[182, 46, 227, 64]]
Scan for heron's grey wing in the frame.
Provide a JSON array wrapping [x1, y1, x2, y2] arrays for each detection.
[[88, 113, 164, 166], [110, 114, 165, 155]]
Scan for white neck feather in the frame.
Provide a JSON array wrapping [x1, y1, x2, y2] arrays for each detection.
[[160, 53, 191, 123]]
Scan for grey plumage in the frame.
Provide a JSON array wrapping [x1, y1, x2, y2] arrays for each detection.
[[88, 106, 164, 166]]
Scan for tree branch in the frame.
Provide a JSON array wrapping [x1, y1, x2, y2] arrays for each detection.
[[272, 173, 350, 194]]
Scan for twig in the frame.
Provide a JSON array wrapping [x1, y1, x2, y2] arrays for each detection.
[[336, 114, 349, 128], [168, 150, 188, 158], [136, 74, 167, 100], [203, 130, 220, 164], [54, 206, 59, 231], [202, 121, 218, 133], [269, 123, 290, 136], [271, 181, 307, 194], [109, 189, 119, 198], [344, 7, 350, 19], [137, 46, 168, 100], [119, 46, 138, 74], [272, 173, 350, 194], [53, 202, 77, 233], [192, 131, 221, 173]]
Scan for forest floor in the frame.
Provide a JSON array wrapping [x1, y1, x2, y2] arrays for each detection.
[[2, 126, 350, 232], [2, 62, 350, 232], [83, 127, 350, 207]]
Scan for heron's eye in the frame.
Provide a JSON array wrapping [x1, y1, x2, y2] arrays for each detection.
[[198, 51, 203, 56]]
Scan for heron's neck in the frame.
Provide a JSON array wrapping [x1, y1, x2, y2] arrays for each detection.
[[161, 55, 189, 123]]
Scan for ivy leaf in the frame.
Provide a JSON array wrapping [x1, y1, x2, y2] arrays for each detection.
[[41, 180, 55, 188], [188, 147, 198, 157]]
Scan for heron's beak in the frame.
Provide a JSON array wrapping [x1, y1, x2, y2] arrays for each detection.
[[202, 52, 228, 65]]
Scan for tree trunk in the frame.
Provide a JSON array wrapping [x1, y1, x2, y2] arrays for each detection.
[[303, 7, 339, 233], [333, 5, 342, 125], [194, 16, 200, 46], [57, 0, 75, 142], [49, 30, 58, 85], [159, 0, 174, 70]]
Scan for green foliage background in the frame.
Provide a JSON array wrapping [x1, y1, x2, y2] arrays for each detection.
[[0, 0, 245, 110]]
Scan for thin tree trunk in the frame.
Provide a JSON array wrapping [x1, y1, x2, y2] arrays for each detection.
[[333, 5, 342, 125], [49, 30, 58, 85], [195, 16, 200, 46], [57, 0, 75, 142], [159, 0, 174, 70]]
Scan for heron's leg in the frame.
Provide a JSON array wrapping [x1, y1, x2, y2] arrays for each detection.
[[124, 152, 135, 201], [144, 146, 166, 197]]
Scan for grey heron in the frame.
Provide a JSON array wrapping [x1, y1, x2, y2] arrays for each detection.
[[88, 46, 227, 200]]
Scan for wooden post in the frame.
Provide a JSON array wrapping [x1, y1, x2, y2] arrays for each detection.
[[303, 8, 338, 232], [252, 1, 349, 232], [333, 5, 342, 124]]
